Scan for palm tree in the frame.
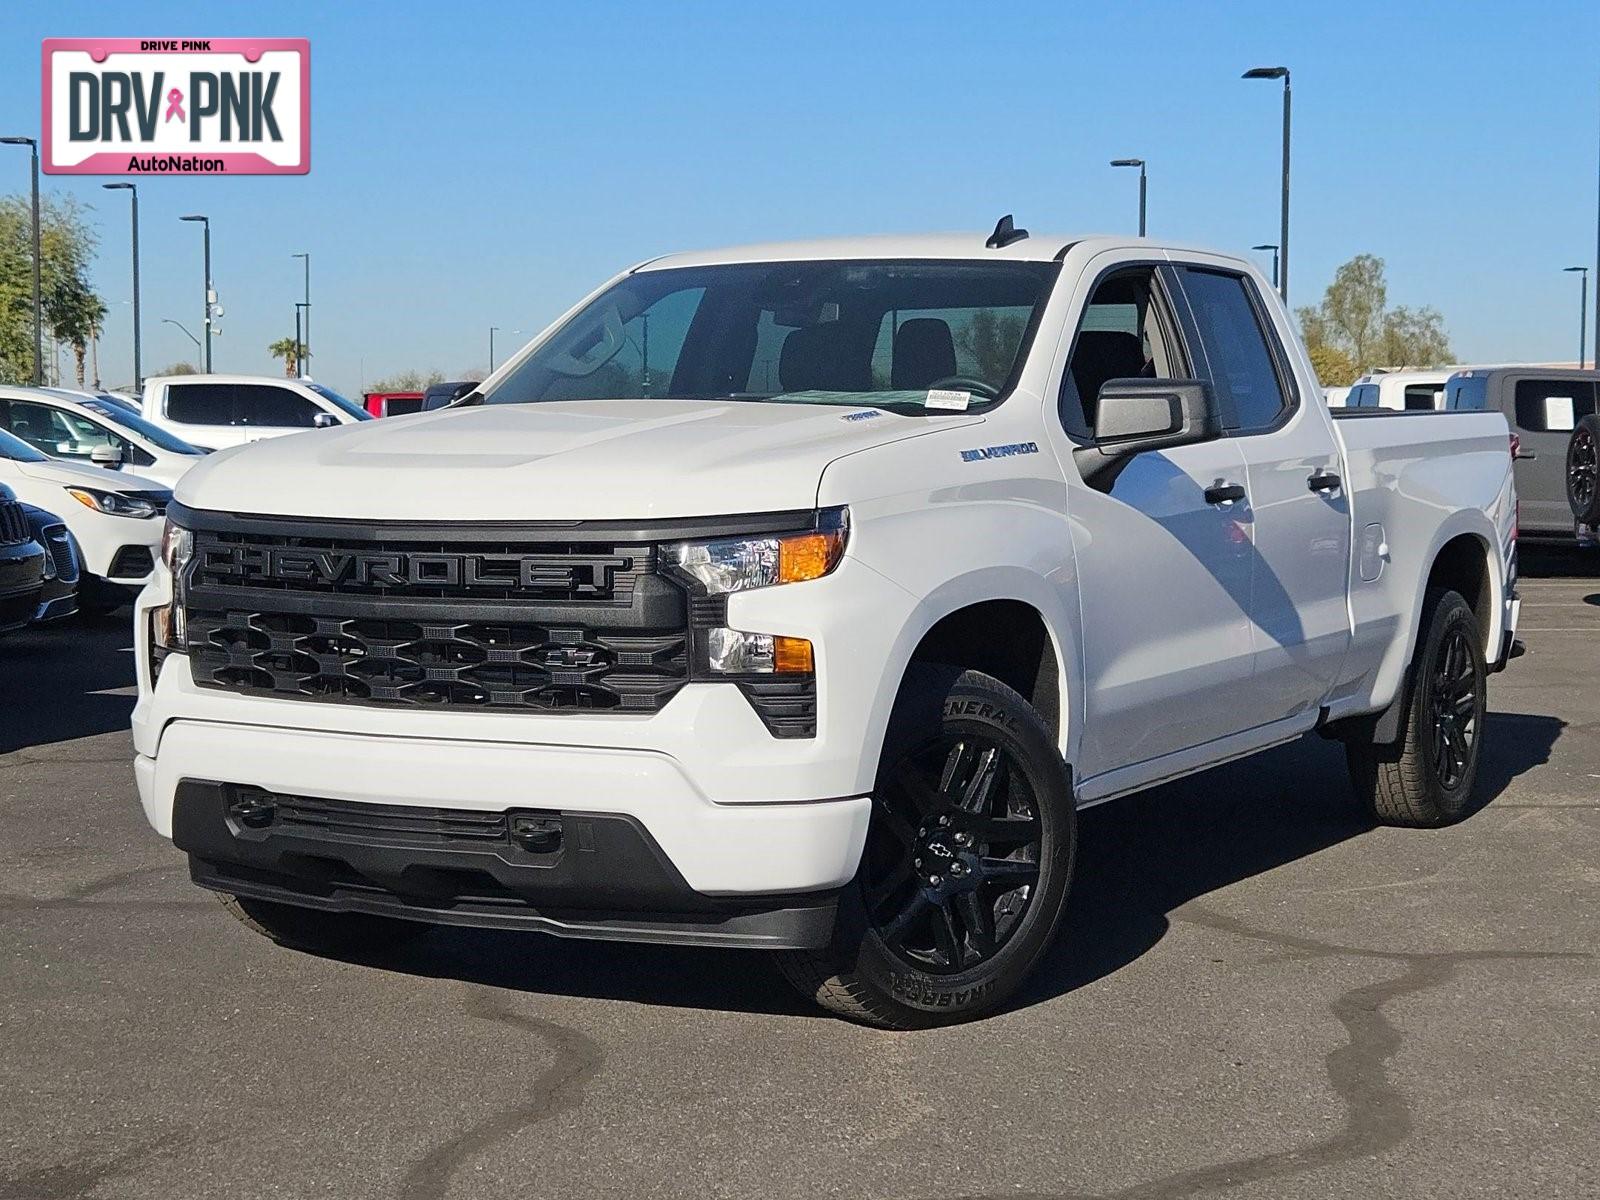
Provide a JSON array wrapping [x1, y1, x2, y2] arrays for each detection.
[[267, 336, 309, 378]]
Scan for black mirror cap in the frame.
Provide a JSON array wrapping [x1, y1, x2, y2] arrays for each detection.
[[1074, 378, 1220, 489]]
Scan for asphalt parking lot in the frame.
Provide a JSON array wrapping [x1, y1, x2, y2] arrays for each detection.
[[1, 549, 1596, 1200]]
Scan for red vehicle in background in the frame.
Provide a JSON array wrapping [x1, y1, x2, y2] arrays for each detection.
[[363, 391, 425, 418]]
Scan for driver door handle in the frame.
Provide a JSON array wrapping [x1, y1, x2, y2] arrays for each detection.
[[1307, 470, 1342, 493], [1204, 482, 1247, 506]]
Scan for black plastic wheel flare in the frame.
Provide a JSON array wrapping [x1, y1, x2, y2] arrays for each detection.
[[1571, 430, 1597, 511], [863, 733, 1042, 975], [1429, 626, 1479, 791]]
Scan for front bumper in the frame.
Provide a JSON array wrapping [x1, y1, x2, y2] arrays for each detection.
[[173, 780, 841, 949], [134, 715, 870, 946]]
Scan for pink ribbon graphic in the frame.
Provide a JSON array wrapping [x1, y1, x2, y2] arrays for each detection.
[[164, 88, 185, 123]]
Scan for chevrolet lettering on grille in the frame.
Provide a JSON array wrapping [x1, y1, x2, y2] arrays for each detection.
[[202, 545, 632, 594]]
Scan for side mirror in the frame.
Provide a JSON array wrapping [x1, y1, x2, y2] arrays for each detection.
[[1073, 378, 1219, 489], [90, 444, 125, 469], [312, 412, 338, 429]]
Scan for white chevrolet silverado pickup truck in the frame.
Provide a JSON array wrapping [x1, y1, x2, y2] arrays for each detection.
[[132, 226, 1520, 1027]]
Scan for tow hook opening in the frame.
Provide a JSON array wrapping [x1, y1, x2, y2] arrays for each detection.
[[509, 813, 563, 854]]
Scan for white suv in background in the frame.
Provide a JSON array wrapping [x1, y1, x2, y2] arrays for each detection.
[[0, 386, 208, 488], [0, 428, 168, 612], [138, 374, 372, 449]]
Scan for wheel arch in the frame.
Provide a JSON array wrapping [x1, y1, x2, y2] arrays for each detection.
[[864, 569, 1081, 784], [1343, 516, 1504, 745]]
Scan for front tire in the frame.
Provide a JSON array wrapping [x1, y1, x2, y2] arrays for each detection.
[[217, 892, 428, 955], [1346, 588, 1486, 827], [776, 667, 1076, 1028]]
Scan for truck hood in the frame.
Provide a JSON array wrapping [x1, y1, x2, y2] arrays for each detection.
[[174, 399, 982, 521]]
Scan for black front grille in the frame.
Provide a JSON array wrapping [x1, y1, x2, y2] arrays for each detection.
[[0, 499, 28, 546], [42, 526, 77, 584], [182, 516, 691, 715], [186, 609, 688, 710], [175, 506, 821, 735]]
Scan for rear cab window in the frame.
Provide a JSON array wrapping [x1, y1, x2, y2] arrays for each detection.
[[1403, 384, 1444, 411], [164, 382, 235, 425], [1511, 378, 1598, 433], [1172, 266, 1295, 432], [165, 382, 327, 428]]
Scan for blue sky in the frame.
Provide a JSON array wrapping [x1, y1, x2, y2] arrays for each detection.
[[3, 0, 1598, 394]]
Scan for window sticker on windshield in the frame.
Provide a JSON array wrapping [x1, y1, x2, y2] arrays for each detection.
[[925, 389, 971, 411]]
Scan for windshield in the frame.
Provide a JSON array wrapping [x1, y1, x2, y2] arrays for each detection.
[[481, 259, 1060, 414], [308, 382, 374, 421], [0, 428, 50, 463], [75, 397, 205, 454]]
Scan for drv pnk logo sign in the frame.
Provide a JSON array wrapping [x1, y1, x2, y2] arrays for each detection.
[[42, 39, 309, 175]]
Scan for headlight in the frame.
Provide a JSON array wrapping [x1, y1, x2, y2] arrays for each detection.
[[161, 517, 193, 577], [65, 487, 158, 519], [152, 517, 193, 652], [670, 507, 848, 595]]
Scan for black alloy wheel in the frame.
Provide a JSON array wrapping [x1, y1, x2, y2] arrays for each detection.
[[1568, 416, 1600, 524], [774, 667, 1076, 1028], [864, 733, 1042, 975], [1427, 623, 1480, 792]]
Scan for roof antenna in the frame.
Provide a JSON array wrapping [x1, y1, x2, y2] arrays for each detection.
[[985, 214, 1029, 249]]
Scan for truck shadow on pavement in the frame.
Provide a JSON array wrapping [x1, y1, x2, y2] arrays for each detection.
[[1019, 710, 1563, 1009], [0, 614, 135, 755], [380, 710, 1562, 1020]]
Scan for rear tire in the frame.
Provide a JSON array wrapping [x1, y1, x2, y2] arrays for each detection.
[[1567, 414, 1600, 525], [1346, 588, 1486, 827], [217, 892, 427, 955], [776, 666, 1075, 1028]]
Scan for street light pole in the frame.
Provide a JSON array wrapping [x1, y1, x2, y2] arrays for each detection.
[[180, 215, 212, 371], [294, 303, 304, 378], [1252, 243, 1280, 291], [1110, 159, 1147, 236], [489, 325, 500, 373], [1243, 67, 1291, 303], [1565, 266, 1589, 369], [102, 183, 142, 388], [1, 136, 43, 384], [292, 252, 310, 377]]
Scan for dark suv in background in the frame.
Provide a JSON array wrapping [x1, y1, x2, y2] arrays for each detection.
[[0, 484, 45, 635], [1446, 367, 1600, 536]]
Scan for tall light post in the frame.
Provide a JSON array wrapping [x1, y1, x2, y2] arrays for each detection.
[[292, 251, 310, 375], [294, 301, 309, 377], [489, 325, 500, 372], [1252, 243, 1280, 290], [180, 214, 212, 371], [1564, 266, 1589, 369], [1243, 66, 1291, 303], [1, 136, 42, 384], [1109, 158, 1147, 236], [102, 183, 142, 388]]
